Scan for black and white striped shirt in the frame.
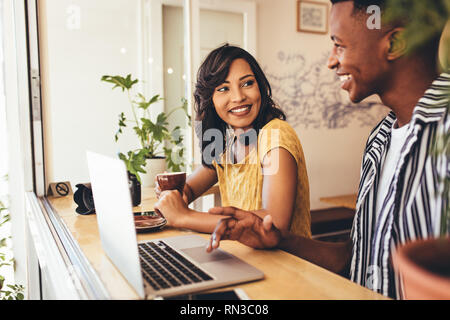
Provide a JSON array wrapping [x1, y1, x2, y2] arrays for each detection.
[[350, 71, 450, 299]]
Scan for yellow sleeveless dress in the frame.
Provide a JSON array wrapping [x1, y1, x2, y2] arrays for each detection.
[[212, 119, 311, 238]]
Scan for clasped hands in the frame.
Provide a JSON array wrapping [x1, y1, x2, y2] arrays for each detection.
[[155, 180, 282, 252], [205, 207, 282, 252]]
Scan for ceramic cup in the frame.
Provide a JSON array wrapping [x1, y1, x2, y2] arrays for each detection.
[[156, 172, 186, 194]]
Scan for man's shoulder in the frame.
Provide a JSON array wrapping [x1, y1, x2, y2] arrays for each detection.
[[364, 112, 396, 150]]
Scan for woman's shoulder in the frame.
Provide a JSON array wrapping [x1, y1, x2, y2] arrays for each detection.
[[260, 118, 298, 139], [258, 117, 303, 158]]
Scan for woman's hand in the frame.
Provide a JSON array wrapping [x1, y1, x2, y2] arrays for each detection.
[[206, 206, 282, 252], [154, 190, 191, 228], [154, 177, 162, 198], [155, 178, 189, 204]]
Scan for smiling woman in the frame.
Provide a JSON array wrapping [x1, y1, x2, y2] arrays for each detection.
[[154, 44, 311, 238]]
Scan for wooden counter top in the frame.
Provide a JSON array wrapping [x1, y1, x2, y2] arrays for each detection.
[[46, 188, 387, 300], [320, 194, 358, 210]]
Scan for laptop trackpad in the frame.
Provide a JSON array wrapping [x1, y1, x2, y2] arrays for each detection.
[[181, 246, 232, 264]]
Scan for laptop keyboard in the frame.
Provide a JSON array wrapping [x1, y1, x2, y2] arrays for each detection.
[[138, 241, 213, 291]]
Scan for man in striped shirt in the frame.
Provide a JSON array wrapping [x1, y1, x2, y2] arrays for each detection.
[[206, 0, 449, 299]]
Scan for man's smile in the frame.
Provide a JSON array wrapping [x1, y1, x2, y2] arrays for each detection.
[[337, 73, 353, 90]]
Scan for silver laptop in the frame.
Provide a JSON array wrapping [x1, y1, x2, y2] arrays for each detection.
[[86, 151, 264, 299]]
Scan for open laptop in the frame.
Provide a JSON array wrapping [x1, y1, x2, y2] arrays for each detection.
[[86, 151, 264, 299]]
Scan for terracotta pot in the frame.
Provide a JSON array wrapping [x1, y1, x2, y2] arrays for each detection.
[[392, 237, 450, 300], [140, 157, 166, 187]]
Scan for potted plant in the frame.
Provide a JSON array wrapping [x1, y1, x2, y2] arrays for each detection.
[[386, 0, 450, 300], [392, 127, 450, 299], [101, 74, 190, 191]]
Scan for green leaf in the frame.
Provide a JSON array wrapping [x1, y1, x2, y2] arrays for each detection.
[[118, 112, 126, 127], [156, 112, 166, 124], [136, 94, 163, 111], [141, 118, 155, 132], [118, 152, 127, 162], [118, 149, 150, 183], [133, 126, 144, 139], [0, 215, 10, 227], [101, 74, 138, 92], [149, 94, 162, 105]]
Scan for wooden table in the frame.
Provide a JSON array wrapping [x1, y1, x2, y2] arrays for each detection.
[[320, 194, 358, 210], [46, 189, 387, 300]]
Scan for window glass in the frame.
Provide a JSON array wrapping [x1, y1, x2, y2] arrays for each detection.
[[39, 0, 187, 186]]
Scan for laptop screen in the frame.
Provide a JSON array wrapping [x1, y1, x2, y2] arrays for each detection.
[[86, 151, 145, 298]]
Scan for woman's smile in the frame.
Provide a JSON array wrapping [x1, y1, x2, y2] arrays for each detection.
[[229, 104, 253, 116]]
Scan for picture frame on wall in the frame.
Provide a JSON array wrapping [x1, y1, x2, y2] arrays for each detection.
[[297, 0, 329, 34]]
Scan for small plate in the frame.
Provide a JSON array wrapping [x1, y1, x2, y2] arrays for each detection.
[[134, 211, 167, 233]]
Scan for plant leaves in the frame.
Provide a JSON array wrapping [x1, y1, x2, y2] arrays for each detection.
[[101, 74, 138, 92], [118, 149, 150, 183], [136, 94, 163, 110]]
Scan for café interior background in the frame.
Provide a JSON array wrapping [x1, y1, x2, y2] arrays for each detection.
[[40, 0, 392, 210]]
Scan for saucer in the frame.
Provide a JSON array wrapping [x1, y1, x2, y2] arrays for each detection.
[[134, 213, 167, 233]]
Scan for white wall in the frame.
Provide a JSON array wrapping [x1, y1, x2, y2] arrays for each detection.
[[254, 0, 388, 209]]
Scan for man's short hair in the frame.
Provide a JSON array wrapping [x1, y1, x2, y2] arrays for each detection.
[[330, 0, 446, 63], [330, 0, 386, 14]]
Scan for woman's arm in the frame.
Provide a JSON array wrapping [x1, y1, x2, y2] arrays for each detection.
[[154, 165, 222, 233], [157, 148, 299, 234], [253, 147, 298, 231], [183, 165, 218, 203], [154, 190, 224, 233], [155, 165, 218, 204]]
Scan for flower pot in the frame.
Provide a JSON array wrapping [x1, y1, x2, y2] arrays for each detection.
[[392, 237, 450, 300], [128, 172, 141, 206], [140, 157, 166, 187]]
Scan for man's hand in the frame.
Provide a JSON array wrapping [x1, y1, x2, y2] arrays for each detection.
[[206, 206, 282, 252]]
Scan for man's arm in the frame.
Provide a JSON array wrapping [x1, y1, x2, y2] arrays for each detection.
[[278, 231, 352, 277], [207, 206, 353, 278]]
